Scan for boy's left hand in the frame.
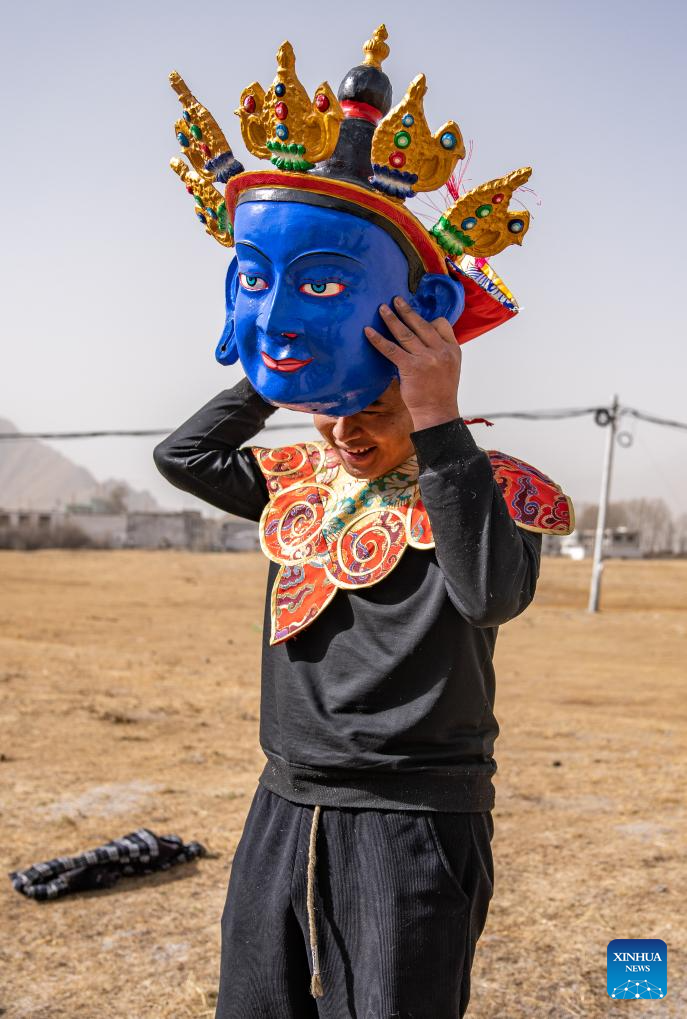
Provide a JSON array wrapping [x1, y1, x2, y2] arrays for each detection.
[[364, 295, 462, 432]]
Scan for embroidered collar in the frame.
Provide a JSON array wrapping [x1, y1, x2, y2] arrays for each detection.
[[252, 441, 573, 644]]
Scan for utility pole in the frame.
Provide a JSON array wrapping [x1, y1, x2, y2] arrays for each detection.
[[588, 396, 619, 613]]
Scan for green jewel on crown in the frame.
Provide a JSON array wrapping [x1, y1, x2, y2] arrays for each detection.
[[430, 216, 475, 258], [265, 139, 313, 171]]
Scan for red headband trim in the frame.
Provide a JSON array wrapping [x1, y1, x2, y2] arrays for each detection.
[[224, 171, 445, 276]]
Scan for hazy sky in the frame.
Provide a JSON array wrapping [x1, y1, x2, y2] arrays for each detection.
[[2, 0, 686, 513]]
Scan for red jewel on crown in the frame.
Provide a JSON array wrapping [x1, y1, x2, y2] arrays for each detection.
[[243, 94, 256, 113], [315, 93, 330, 112], [275, 101, 288, 120]]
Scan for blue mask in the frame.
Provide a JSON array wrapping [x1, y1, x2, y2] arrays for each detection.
[[215, 199, 465, 416]]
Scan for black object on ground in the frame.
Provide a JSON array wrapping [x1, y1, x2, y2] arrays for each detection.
[[9, 828, 206, 901]]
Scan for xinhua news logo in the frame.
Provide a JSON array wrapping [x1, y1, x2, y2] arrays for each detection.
[[607, 939, 667, 999]]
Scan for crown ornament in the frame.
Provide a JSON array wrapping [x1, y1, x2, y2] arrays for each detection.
[[169, 158, 234, 247], [371, 74, 465, 200], [361, 24, 390, 68], [431, 167, 532, 259], [170, 72, 244, 183], [169, 72, 244, 247], [166, 23, 534, 335], [236, 42, 343, 171]]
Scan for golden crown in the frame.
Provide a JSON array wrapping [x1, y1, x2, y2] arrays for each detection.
[[168, 26, 531, 264], [371, 74, 465, 199], [236, 42, 343, 171], [169, 158, 233, 247], [431, 167, 532, 259], [170, 72, 245, 185]]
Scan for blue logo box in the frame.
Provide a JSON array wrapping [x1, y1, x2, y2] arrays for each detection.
[[607, 939, 667, 999]]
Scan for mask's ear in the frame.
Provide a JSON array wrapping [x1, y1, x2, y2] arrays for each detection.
[[215, 257, 240, 366], [410, 273, 465, 326]]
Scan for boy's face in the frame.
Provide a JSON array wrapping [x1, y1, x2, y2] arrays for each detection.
[[313, 379, 415, 480]]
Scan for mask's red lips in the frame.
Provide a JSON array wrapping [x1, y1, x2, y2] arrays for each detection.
[[261, 351, 313, 373]]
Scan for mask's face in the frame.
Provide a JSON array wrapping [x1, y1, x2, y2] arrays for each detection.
[[217, 199, 465, 416]]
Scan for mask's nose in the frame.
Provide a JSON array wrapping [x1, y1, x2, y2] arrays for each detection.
[[260, 282, 303, 344]]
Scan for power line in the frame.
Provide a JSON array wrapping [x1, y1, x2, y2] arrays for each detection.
[[620, 408, 687, 432], [0, 423, 308, 440], [0, 406, 614, 439], [463, 406, 599, 421], [0, 429, 169, 440], [0, 404, 686, 440]]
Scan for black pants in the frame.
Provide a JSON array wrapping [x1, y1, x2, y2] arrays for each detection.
[[215, 784, 494, 1019]]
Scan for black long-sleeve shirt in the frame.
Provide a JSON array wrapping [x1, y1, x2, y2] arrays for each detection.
[[154, 379, 541, 812]]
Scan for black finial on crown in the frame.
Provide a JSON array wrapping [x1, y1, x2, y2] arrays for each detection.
[[315, 25, 392, 187]]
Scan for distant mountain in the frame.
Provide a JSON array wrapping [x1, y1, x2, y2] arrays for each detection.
[[0, 417, 160, 512]]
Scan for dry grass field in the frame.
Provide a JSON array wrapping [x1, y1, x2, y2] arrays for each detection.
[[1, 551, 685, 1018]]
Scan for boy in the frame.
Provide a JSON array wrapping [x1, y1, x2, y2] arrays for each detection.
[[154, 298, 548, 1018]]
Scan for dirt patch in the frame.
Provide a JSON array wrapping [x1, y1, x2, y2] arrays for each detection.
[[38, 781, 160, 821], [0, 551, 685, 1017]]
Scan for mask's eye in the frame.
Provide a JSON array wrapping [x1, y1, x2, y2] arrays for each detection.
[[239, 273, 269, 292], [299, 281, 346, 298]]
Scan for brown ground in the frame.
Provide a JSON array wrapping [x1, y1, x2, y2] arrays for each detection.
[[0, 551, 685, 1018]]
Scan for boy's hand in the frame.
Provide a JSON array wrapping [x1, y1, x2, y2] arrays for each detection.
[[364, 295, 462, 432]]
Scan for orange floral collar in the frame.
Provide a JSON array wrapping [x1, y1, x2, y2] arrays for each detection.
[[252, 441, 573, 644]]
